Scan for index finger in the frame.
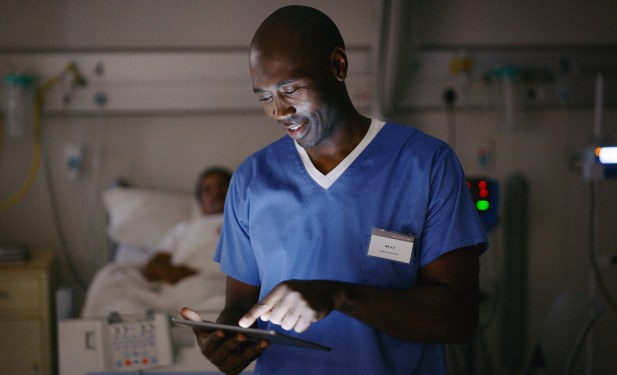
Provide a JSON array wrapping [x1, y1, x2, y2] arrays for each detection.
[[238, 285, 288, 328]]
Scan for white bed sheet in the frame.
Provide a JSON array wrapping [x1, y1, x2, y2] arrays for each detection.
[[81, 214, 227, 319], [74, 186, 236, 373]]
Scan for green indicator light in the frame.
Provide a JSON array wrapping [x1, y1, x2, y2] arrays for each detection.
[[476, 200, 490, 211]]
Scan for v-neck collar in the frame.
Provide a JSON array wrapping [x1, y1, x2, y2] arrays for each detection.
[[294, 119, 385, 190]]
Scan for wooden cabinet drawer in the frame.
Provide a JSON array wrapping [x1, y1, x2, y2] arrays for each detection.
[[0, 319, 44, 375], [0, 277, 42, 311]]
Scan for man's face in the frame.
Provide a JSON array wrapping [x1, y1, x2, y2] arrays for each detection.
[[198, 173, 228, 215], [249, 44, 342, 149]]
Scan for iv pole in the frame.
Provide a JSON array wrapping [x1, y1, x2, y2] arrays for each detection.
[[585, 70, 617, 374]]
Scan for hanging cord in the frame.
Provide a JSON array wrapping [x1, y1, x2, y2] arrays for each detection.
[[0, 73, 64, 209], [1, 68, 88, 290], [40, 124, 88, 291], [0, 115, 4, 158], [443, 87, 458, 153], [588, 180, 617, 316], [41, 72, 90, 292]]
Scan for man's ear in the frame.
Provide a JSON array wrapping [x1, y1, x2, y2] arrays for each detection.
[[331, 47, 348, 81]]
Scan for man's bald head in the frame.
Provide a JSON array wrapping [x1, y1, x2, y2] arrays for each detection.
[[250, 5, 345, 64]]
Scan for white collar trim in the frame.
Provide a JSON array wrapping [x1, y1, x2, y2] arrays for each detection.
[[295, 118, 385, 189]]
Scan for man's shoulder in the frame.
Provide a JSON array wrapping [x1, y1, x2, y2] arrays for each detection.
[[242, 136, 288, 163], [381, 122, 448, 151], [233, 136, 290, 178]]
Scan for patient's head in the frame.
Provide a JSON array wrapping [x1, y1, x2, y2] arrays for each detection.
[[194, 167, 232, 215]]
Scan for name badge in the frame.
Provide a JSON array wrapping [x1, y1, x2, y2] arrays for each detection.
[[367, 228, 416, 264]]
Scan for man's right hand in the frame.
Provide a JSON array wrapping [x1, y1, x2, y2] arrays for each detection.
[[180, 307, 269, 375]]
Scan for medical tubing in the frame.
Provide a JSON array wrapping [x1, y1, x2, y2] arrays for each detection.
[[1, 71, 86, 291], [588, 181, 617, 316], [443, 87, 457, 153], [0, 115, 4, 157], [501, 173, 529, 371], [478, 229, 501, 335], [40, 120, 88, 291], [0, 91, 43, 210]]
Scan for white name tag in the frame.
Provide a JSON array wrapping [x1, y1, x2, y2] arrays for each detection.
[[367, 228, 415, 264]]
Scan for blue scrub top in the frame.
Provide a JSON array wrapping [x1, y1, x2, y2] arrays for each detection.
[[215, 122, 488, 374]]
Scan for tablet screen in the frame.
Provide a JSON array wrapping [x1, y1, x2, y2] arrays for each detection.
[[171, 317, 331, 351]]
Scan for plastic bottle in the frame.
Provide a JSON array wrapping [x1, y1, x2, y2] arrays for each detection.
[[488, 65, 525, 131], [3, 73, 36, 140]]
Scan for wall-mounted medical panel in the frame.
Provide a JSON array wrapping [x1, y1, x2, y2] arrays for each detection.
[[0, 50, 372, 114], [398, 47, 617, 111]]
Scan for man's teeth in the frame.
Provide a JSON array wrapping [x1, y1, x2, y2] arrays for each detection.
[[289, 123, 302, 130]]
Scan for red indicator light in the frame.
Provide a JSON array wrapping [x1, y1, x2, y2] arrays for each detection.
[[478, 180, 487, 189], [479, 189, 489, 198]]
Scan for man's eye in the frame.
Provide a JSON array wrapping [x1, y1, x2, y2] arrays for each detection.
[[258, 95, 271, 102], [283, 88, 298, 95]]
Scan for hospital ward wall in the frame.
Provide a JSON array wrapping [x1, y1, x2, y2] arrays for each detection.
[[0, 0, 375, 305], [396, 107, 617, 374], [1, 0, 616, 374], [395, 1, 617, 374]]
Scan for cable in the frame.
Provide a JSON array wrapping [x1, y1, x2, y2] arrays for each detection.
[[588, 180, 617, 316], [471, 227, 500, 375], [443, 87, 458, 152], [40, 124, 88, 292], [0, 74, 63, 210], [1, 66, 89, 290], [479, 227, 502, 334], [0, 114, 4, 157]]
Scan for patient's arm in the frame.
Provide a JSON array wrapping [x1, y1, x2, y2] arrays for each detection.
[[141, 252, 198, 284]]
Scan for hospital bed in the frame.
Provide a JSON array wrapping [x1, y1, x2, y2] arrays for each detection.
[[58, 185, 253, 374]]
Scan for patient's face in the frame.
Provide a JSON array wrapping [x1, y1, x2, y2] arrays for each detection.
[[198, 173, 229, 215]]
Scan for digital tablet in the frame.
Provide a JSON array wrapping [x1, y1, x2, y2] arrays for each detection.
[[171, 317, 331, 352]]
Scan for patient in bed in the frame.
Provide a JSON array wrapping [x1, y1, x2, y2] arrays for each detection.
[[80, 167, 232, 319]]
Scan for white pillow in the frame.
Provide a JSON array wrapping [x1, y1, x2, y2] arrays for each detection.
[[103, 187, 194, 248]]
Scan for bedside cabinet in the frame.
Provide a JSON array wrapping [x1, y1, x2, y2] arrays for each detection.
[[0, 249, 56, 375]]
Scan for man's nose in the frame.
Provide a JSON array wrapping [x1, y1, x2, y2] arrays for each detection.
[[269, 97, 295, 119]]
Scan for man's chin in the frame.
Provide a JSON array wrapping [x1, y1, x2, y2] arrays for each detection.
[[293, 135, 317, 149]]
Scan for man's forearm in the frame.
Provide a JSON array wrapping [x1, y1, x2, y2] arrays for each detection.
[[334, 282, 478, 343]]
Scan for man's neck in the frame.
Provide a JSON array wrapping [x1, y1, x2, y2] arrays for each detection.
[[305, 115, 371, 174]]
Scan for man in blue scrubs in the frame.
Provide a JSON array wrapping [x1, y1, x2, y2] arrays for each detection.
[[181, 5, 487, 374]]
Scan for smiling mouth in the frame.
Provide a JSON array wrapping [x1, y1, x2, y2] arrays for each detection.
[[288, 123, 303, 130], [284, 120, 308, 138]]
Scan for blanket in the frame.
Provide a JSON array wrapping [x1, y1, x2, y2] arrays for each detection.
[[81, 214, 226, 319]]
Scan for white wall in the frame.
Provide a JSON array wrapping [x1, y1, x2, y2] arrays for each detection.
[[1, 0, 616, 373], [0, 0, 373, 50], [413, 0, 617, 46]]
